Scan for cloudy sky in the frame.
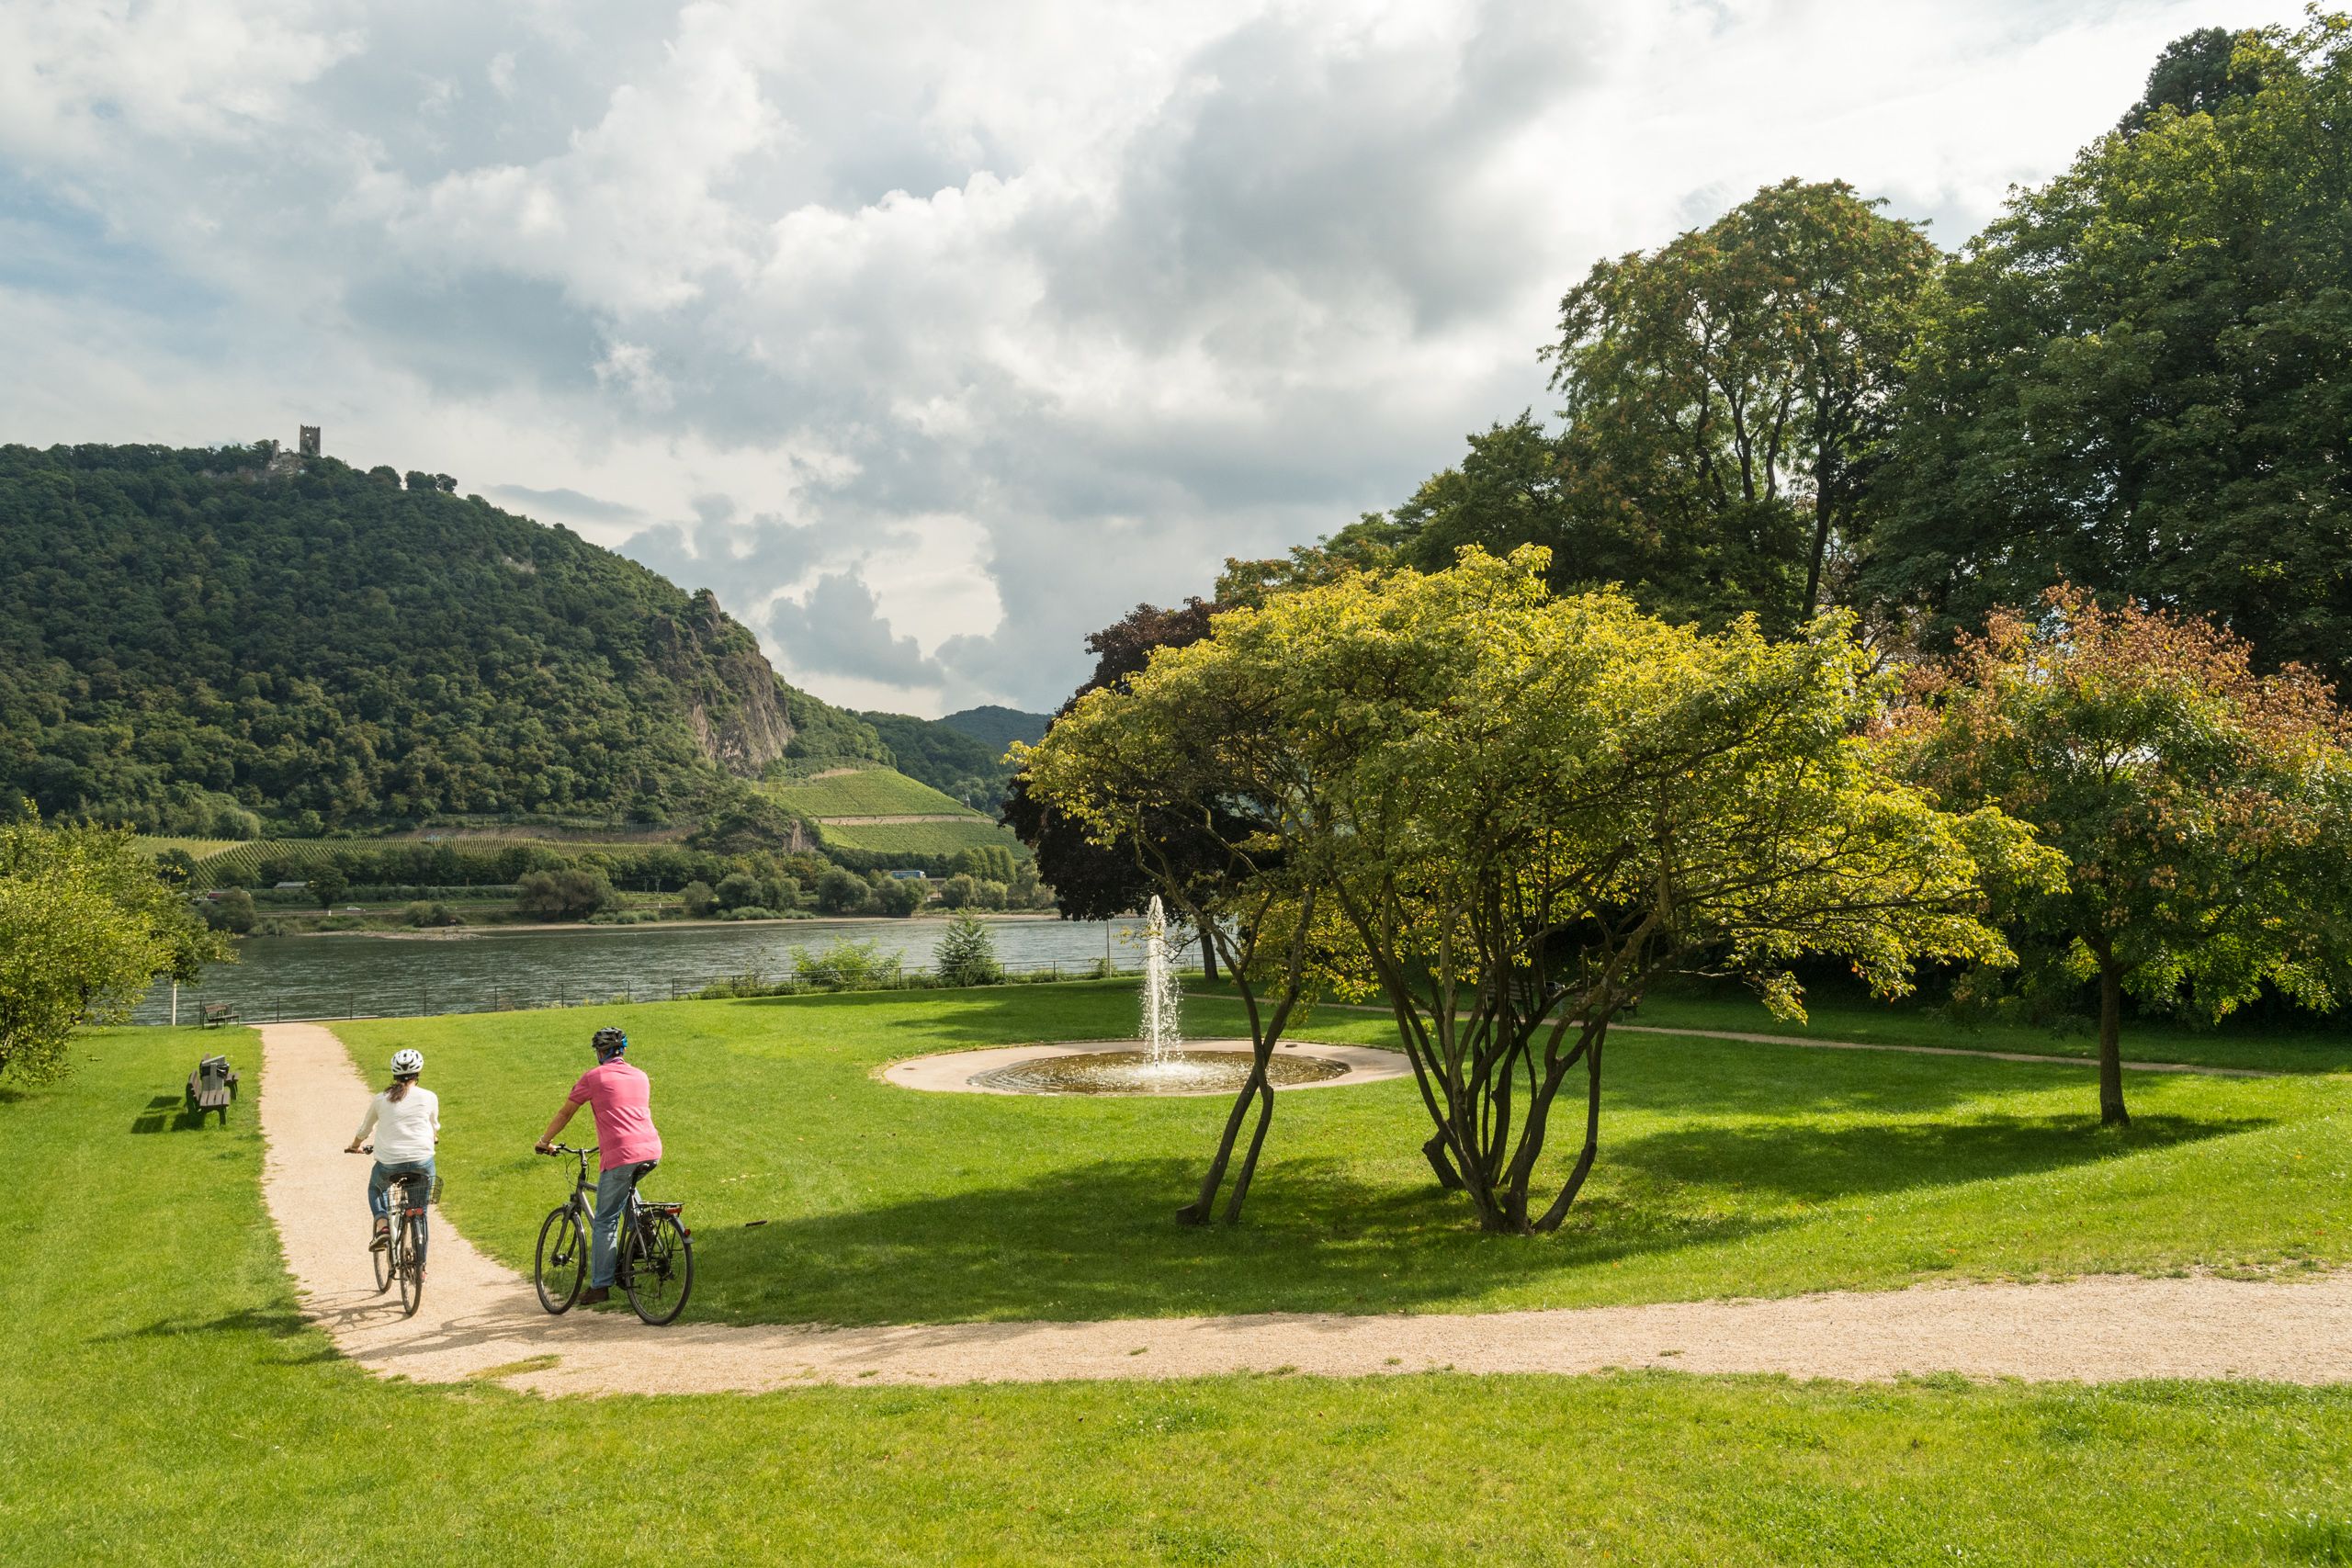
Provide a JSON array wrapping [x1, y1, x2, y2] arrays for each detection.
[[0, 0, 2307, 716]]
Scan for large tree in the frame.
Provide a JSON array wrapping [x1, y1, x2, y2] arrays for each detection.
[[0, 816, 228, 1082], [1538, 177, 1939, 626], [1869, 18, 2352, 683], [1029, 550, 2041, 1234], [1894, 591, 2352, 1126], [1220, 181, 1937, 632]]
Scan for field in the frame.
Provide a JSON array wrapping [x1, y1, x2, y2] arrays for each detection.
[[763, 765, 985, 818], [343, 984, 2352, 1326], [813, 817, 1029, 858], [17, 1019, 2352, 1563]]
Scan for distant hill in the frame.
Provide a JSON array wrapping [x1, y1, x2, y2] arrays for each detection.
[[0, 441, 885, 834], [857, 710, 1019, 811], [937, 705, 1049, 752]]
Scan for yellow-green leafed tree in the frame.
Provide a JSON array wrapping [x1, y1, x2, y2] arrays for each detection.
[[0, 815, 231, 1083], [1027, 548, 2053, 1234]]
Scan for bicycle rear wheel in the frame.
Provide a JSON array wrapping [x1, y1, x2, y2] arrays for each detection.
[[535, 1205, 586, 1314], [396, 1213, 424, 1318], [620, 1209, 693, 1325]]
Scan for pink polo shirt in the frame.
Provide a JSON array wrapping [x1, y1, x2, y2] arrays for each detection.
[[568, 1059, 663, 1170]]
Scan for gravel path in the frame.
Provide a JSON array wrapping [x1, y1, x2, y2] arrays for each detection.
[[260, 1022, 2351, 1395]]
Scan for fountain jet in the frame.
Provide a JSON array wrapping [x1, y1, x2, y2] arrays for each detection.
[[1139, 895, 1182, 1063]]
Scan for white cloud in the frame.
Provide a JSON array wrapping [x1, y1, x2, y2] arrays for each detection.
[[0, 0, 2312, 715]]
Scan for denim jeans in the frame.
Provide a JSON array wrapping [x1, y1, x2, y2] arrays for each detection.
[[590, 1161, 656, 1288], [368, 1157, 435, 1266]]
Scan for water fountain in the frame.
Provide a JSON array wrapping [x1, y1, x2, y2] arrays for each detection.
[[883, 894, 1411, 1097], [1138, 895, 1182, 1063]]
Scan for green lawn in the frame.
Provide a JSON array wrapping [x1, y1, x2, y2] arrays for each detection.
[[12, 1027, 2352, 1565], [342, 984, 2352, 1327], [1618, 986, 2352, 1076]]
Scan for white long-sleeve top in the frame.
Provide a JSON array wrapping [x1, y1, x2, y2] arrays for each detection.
[[352, 1087, 440, 1166]]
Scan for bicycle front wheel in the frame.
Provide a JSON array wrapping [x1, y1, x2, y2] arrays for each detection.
[[371, 1227, 392, 1294], [621, 1209, 694, 1325], [396, 1214, 424, 1318], [535, 1205, 585, 1315]]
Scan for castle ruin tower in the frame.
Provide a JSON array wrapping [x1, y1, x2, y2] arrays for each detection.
[[298, 425, 322, 458]]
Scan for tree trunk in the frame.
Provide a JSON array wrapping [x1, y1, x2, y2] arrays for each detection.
[[1532, 1036, 1605, 1234], [1420, 1132, 1465, 1190], [1222, 1076, 1276, 1223], [2098, 963, 2130, 1128], [1178, 1073, 1259, 1224], [1198, 933, 1218, 984]]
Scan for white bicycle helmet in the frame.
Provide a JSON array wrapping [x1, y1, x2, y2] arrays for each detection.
[[390, 1048, 424, 1077]]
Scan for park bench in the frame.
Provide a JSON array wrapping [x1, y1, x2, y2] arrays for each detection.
[[201, 1001, 237, 1028], [185, 1055, 240, 1125]]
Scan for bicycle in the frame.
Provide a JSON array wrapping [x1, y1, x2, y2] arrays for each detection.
[[534, 1144, 694, 1325], [350, 1145, 429, 1318]]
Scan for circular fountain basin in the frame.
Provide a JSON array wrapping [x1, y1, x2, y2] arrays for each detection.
[[882, 1039, 1409, 1097]]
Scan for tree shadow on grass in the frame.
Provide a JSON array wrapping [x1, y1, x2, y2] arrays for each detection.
[[92, 1306, 341, 1364], [684, 1105, 2272, 1326], [1604, 1111, 2268, 1205]]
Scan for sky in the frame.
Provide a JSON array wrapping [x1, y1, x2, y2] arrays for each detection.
[[0, 0, 2311, 716]]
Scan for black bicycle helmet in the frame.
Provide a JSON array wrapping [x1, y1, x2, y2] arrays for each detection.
[[592, 1026, 628, 1060]]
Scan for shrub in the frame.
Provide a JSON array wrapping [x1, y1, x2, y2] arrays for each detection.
[[679, 879, 718, 917], [515, 868, 615, 920], [718, 905, 781, 921], [813, 867, 872, 915], [872, 877, 925, 917], [933, 910, 1002, 987], [937, 873, 978, 908], [202, 887, 257, 934], [401, 900, 463, 928], [790, 939, 902, 989], [714, 870, 764, 910]]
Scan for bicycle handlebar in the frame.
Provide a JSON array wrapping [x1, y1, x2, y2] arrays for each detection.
[[541, 1143, 598, 1156]]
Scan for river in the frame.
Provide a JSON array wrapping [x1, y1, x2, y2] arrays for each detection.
[[134, 915, 1157, 1024]]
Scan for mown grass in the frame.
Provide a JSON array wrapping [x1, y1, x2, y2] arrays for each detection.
[[1620, 986, 2352, 1076], [341, 984, 2352, 1327], [12, 1027, 2352, 1565]]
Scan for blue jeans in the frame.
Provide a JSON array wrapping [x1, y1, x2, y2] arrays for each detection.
[[368, 1157, 435, 1266], [590, 1162, 655, 1288]]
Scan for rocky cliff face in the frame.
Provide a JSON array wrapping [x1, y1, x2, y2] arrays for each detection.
[[661, 591, 797, 777]]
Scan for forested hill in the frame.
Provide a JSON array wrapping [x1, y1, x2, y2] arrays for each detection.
[[0, 442, 885, 833]]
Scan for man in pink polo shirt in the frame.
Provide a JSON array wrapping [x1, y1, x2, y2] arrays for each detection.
[[536, 1025, 664, 1305]]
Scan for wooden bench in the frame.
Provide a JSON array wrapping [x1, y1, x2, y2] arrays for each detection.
[[201, 1001, 237, 1028], [185, 1055, 240, 1125]]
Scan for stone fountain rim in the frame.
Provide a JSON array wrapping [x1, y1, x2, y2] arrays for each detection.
[[879, 1039, 1410, 1097]]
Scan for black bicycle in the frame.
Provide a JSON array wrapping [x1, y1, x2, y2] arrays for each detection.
[[352, 1145, 428, 1318], [534, 1144, 694, 1325]]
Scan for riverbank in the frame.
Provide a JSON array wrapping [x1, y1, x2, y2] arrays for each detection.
[[298, 909, 1074, 939]]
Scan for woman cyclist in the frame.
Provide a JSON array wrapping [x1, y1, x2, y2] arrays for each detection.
[[346, 1048, 441, 1275]]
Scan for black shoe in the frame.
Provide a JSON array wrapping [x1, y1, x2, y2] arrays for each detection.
[[581, 1285, 610, 1304], [369, 1222, 390, 1252]]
